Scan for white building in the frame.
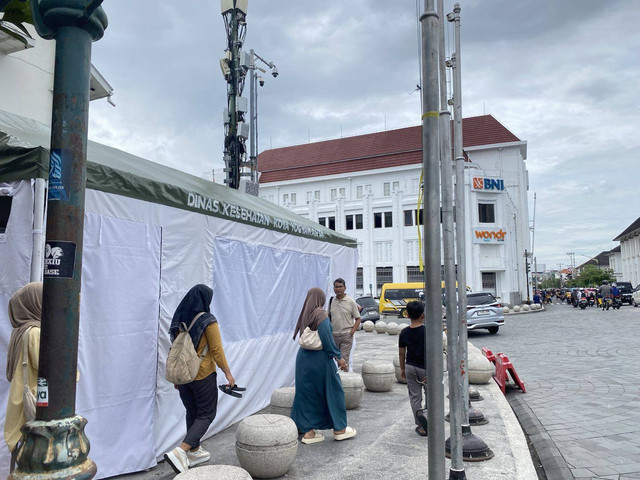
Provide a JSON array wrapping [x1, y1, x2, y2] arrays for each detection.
[[606, 246, 623, 282], [613, 218, 640, 286], [257, 115, 531, 305]]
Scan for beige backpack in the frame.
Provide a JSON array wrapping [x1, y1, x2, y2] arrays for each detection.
[[165, 313, 209, 385]]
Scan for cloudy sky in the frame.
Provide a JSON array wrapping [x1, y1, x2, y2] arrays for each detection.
[[87, 0, 640, 271]]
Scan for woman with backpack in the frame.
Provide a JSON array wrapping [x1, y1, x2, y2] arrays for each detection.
[[4, 282, 42, 472], [163, 284, 236, 474]]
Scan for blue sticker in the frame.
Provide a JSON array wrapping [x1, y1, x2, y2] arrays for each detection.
[[48, 149, 68, 201]]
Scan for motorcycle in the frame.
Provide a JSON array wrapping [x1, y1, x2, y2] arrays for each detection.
[[602, 295, 612, 311], [587, 296, 595, 307], [579, 297, 588, 309], [612, 295, 622, 310]]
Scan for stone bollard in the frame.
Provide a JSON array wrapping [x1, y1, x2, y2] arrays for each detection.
[[338, 371, 365, 409], [176, 465, 252, 480], [361, 361, 395, 392], [270, 387, 295, 417], [386, 322, 399, 335], [375, 321, 387, 334], [392, 357, 407, 384], [363, 320, 375, 332], [468, 351, 493, 384], [522, 304, 531, 312], [502, 306, 510, 314], [513, 305, 521, 313], [398, 323, 408, 333], [236, 414, 298, 479]]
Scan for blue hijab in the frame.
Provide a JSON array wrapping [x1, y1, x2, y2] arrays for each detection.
[[169, 284, 217, 348]]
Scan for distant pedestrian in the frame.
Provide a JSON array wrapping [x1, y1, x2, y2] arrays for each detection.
[[329, 278, 361, 370], [291, 287, 356, 444], [398, 300, 428, 436], [163, 284, 236, 474], [4, 282, 42, 472]]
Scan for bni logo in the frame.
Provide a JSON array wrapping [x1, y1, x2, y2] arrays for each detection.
[[473, 177, 505, 191]]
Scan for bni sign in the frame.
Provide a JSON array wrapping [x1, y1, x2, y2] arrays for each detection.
[[472, 177, 504, 192]]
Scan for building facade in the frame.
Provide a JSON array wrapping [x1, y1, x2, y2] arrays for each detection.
[[613, 218, 640, 286], [257, 115, 531, 305]]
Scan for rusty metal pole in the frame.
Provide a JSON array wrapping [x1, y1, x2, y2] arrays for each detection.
[[10, 2, 107, 479]]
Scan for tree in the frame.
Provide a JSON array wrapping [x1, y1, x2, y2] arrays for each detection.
[[568, 265, 615, 287], [539, 277, 561, 289]]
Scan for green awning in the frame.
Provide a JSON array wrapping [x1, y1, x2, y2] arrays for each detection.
[[0, 110, 356, 247]]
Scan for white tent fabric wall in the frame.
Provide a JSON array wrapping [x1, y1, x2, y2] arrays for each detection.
[[0, 183, 357, 478]]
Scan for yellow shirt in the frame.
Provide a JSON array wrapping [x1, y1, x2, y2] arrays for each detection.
[[4, 327, 39, 452], [194, 322, 229, 381]]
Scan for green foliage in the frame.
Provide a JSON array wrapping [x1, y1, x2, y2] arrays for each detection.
[[539, 277, 561, 289], [0, 0, 34, 37], [568, 265, 615, 288]]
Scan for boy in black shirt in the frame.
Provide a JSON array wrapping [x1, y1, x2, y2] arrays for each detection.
[[398, 301, 428, 436]]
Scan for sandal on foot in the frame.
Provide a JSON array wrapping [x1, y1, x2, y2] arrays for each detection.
[[334, 426, 357, 441], [415, 426, 427, 437], [301, 432, 324, 444]]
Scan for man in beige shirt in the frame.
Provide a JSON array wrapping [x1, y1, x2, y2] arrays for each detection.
[[329, 278, 361, 369]]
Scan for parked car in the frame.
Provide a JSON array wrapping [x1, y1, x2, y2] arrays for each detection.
[[356, 295, 380, 323], [632, 285, 640, 307], [466, 292, 504, 334], [616, 282, 633, 305]]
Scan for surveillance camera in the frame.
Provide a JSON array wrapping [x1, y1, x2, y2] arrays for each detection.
[[271, 67, 278, 78], [259, 76, 265, 87]]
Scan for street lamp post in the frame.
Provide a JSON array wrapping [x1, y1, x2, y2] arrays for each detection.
[[10, 1, 107, 479]]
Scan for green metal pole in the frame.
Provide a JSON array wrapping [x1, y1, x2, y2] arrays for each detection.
[[10, 2, 107, 479]]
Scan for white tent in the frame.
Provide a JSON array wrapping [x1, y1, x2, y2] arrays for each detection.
[[0, 110, 357, 478]]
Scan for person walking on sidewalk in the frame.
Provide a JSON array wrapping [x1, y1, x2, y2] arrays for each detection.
[[163, 284, 236, 474], [291, 287, 356, 444], [329, 278, 361, 370], [398, 301, 429, 436]]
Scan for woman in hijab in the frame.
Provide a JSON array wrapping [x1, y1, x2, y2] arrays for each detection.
[[163, 284, 235, 474], [290, 287, 356, 444], [4, 282, 42, 470]]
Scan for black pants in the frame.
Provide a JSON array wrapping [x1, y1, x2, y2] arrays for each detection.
[[178, 372, 218, 449]]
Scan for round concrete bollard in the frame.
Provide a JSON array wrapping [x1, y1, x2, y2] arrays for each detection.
[[375, 321, 387, 334], [270, 387, 295, 417], [522, 304, 531, 312], [398, 323, 408, 332], [363, 320, 375, 332], [386, 322, 399, 335], [338, 371, 365, 409], [175, 465, 252, 480], [513, 305, 521, 313], [361, 360, 395, 392], [392, 357, 407, 384], [236, 414, 298, 479], [468, 352, 493, 384], [502, 306, 509, 314]]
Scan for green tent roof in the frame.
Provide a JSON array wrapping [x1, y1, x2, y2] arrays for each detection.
[[0, 110, 356, 247]]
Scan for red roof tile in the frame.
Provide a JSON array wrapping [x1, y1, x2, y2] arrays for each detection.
[[258, 115, 521, 183]]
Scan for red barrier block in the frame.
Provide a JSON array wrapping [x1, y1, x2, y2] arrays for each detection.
[[494, 353, 526, 394], [482, 347, 496, 364]]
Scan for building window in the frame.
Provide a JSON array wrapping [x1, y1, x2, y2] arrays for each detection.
[[339, 187, 345, 198], [383, 182, 391, 197], [356, 185, 363, 199], [412, 178, 419, 193], [407, 266, 423, 283], [330, 188, 337, 201], [376, 267, 393, 296], [290, 193, 296, 205], [404, 210, 414, 226], [345, 214, 364, 230], [307, 191, 312, 204], [374, 212, 383, 228], [415, 209, 424, 225], [283, 193, 289, 204], [0, 196, 12, 234], [318, 216, 336, 230], [392, 181, 400, 192], [478, 203, 495, 223], [356, 267, 363, 290], [318, 217, 326, 227], [314, 190, 320, 201], [384, 211, 393, 228]]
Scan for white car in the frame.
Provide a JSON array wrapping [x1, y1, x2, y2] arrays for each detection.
[[631, 285, 640, 307]]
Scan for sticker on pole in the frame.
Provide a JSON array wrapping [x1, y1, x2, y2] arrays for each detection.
[[43, 241, 76, 278], [36, 378, 48, 407], [48, 149, 70, 201]]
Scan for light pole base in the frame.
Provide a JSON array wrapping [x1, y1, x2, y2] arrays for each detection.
[[469, 387, 484, 402], [9, 415, 96, 480], [446, 425, 494, 462]]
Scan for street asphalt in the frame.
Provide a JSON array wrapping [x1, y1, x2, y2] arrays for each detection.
[[113, 315, 537, 480], [479, 300, 640, 480]]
